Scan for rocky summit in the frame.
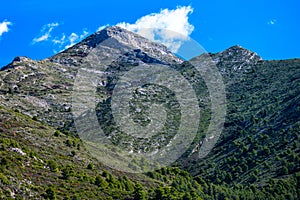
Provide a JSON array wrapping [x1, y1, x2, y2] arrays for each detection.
[[0, 26, 299, 199]]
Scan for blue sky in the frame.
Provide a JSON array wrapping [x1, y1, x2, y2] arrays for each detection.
[[0, 0, 299, 67]]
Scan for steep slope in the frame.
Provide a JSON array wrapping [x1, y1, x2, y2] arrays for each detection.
[[185, 48, 300, 186], [0, 56, 75, 129], [0, 26, 181, 131], [0, 104, 298, 200], [49, 26, 181, 66], [0, 104, 161, 199]]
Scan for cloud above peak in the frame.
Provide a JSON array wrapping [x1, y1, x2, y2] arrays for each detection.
[[32, 23, 59, 43], [116, 6, 194, 52], [64, 30, 89, 49], [32, 22, 89, 53], [0, 20, 12, 37]]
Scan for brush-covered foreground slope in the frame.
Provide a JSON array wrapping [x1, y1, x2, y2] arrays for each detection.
[[0, 105, 299, 200], [0, 26, 299, 199]]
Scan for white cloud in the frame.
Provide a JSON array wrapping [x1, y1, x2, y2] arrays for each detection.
[[116, 6, 194, 52], [0, 20, 12, 37], [64, 30, 89, 49], [51, 29, 89, 52], [65, 33, 79, 49], [32, 22, 89, 53], [80, 30, 89, 40], [268, 19, 277, 25], [52, 33, 66, 45], [97, 24, 109, 32], [32, 22, 59, 43]]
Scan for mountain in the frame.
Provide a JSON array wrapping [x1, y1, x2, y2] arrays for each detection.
[[0, 26, 299, 199], [0, 26, 181, 130], [185, 47, 300, 185]]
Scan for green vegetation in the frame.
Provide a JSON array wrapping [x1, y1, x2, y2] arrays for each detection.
[[0, 103, 298, 199], [184, 59, 300, 189], [0, 32, 299, 199]]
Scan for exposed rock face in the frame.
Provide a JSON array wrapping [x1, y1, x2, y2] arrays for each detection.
[[0, 26, 287, 132], [0, 56, 74, 128], [48, 26, 181, 67], [214, 45, 262, 63], [212, 45, 262, 75], [0, 26, 183, 130]]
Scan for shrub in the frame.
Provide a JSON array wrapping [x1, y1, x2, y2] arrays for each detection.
[[62, 165, 75, 180], [44, 187, 56, 200], [54, 131, 60, 137], [87, 163, 94, 170], [95, 176, 108, 188], [47, 160, 59, 173], [32, 116, 38, 121]]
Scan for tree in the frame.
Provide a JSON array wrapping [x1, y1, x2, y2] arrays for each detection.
[[44, 187, 56, 200], [62, 165, 75, 180], [155, 187, 166, 200], [95, 176, 108, 188], [280, 166, 289, 175], [87, 163, 94, 170], [182, 192, 192, 200], [134, 183, 146, 200]]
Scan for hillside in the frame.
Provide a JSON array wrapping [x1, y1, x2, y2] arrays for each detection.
[[183, 48, 300, 187], [0, 26, 299, 199], [0, 105, 298, 199]]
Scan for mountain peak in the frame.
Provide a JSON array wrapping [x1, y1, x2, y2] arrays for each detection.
[[49, 25, 181, 65], [220, 45, 262, 61], [202, 45, 263, 75], [102, 25, 132, 35], [226, 45, 247, 51], [87, 26, 180, 61], [1, 56, 34, 71], [210, 45, 262, 72]]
